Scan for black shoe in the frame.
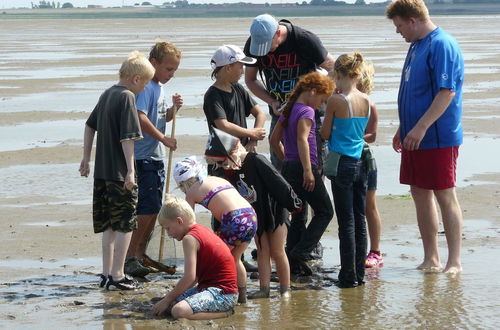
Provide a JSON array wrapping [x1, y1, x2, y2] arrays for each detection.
[[243, 260, 258, 273], [98, 274, 107, 288], [124, 257, 152, 277], [288, 252, 313, 276], [106, 275, 141, 290], [334, 280, 357, 289]]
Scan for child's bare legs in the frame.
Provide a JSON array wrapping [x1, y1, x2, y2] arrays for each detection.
[[250, 224, 290, 299], [103, 229, 133, 279], [253, 234, 272, 297], [102, 228, 115, 277], [269, 225, 290, 294], [365, 189, 381, 252], [229, 242, 249, 303], [434, 188, 463, 273], [411, 186, 442, 270], [171, 300, 231, 320]]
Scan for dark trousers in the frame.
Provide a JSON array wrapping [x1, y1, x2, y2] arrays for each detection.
[[282, 161, 333, 259], [331, 155, 368, 285]]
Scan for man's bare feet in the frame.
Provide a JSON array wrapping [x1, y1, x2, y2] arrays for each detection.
[[443, 264, 462, 274], [417, 261, 442, 272]]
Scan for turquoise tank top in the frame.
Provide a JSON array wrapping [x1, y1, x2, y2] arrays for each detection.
[[328, 94, 370, 159]]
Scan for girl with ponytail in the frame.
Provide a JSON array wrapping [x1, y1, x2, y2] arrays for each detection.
[[270, 71, 334, 276], [320, 52, 372, 288]]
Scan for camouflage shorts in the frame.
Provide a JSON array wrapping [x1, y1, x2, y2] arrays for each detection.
[[92, 179, 138, 233]]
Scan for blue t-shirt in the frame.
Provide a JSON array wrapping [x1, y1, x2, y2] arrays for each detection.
[[279, 103, 318, 166], [134, 80, 168, 160], [398, 27, 464, 150]]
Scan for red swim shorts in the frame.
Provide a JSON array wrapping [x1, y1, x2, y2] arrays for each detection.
[[400, 146, 459, 190]]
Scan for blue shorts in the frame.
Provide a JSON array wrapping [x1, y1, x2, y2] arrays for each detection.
[[218, 207, 257, 246], [136, 159, 165, 215], [176, 287, 237, 313], [367, 168, 377, 191]]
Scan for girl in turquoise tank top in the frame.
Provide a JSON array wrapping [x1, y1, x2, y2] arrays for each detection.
[[320, 52, 371, 288]]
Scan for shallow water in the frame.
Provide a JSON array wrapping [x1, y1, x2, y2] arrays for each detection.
[[1, 218, 498, 329], [0, 135, 497, 207]]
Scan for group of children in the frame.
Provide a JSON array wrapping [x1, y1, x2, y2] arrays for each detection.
[[80, 38, 384, 319]]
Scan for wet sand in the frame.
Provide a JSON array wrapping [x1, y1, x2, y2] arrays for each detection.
[[1, 16, 500, 328]]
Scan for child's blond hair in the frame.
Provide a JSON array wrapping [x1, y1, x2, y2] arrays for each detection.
[[358, 60, 375, 95], [158, 195, 195, 226], [119, 51, 155, 80], [177, 177, 199, 194], [149, 41, 182, 63]]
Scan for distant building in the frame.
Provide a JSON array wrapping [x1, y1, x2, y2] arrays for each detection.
[[87, 5, 103, 8]]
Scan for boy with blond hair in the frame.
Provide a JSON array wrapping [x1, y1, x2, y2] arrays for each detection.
[[152, 195, 238, 320], [79, 51, 155, 290], [125, 41, 185, 277]]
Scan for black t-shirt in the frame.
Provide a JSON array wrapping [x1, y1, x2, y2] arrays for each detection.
[[244, 19, 328, 116], [86, 85, 142, 182], [203, 82, 257, 146]]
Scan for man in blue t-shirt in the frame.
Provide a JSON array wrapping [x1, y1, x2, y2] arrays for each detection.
[[387, 0, 464, 274]]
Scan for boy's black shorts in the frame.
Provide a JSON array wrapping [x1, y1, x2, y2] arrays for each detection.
[[92, 179, 138, 233]]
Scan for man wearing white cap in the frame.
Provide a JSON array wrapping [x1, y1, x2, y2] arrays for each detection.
[[244, 13, 335, 171]]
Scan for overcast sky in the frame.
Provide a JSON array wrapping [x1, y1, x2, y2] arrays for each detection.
[[3, 0, 388, 9]]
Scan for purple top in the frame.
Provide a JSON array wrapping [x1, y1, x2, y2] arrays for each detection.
[[279, 103, 318, 166]]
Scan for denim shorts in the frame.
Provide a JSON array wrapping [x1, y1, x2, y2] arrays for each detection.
[[367, 168, 377, 191], [176, 287, 237, 313], [136, 159, 165, 215]]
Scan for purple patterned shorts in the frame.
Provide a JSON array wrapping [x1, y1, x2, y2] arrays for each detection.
[[218, 207, 257, 246]]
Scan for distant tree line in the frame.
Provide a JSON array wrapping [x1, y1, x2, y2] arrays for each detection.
[[30, 0, 500, 10], [31, 1, 74, 8]]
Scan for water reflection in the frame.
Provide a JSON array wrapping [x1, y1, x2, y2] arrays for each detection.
[[413, 273, 468, 329]]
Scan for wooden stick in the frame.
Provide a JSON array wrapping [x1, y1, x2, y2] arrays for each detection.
[[158, 105, 177, 262]]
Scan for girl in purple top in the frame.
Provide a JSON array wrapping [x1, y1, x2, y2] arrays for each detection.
[[270, 72, 334, 276]]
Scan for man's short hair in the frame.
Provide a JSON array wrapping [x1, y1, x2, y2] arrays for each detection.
[[386, 0, 430, 22], [149, 41, 181, 63], [119, 51, 155, 80], [158, 194, 195, 226]]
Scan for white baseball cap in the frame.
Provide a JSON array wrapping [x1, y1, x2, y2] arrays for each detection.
[[210, 44, 256, 69]]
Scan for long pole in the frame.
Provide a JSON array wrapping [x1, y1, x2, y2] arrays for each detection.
[[158, 105, 177, 262]]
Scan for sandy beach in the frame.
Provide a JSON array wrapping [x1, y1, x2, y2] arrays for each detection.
[[1, 16, 500, 328]]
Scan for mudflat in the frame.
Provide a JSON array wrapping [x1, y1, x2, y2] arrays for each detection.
[[0, 16, 499, 329]]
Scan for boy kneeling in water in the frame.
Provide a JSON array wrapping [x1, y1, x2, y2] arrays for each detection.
[[152, 195, 238, 319]]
